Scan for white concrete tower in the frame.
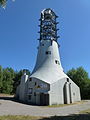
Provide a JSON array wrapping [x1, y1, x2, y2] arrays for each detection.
[[16, 8, 81, 105], [30, 8, 68, 83]]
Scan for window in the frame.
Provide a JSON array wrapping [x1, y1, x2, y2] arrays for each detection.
[[51, 40, 53, 45], [67, 78, 69, 82], [34, 92, 36, 96], [40, 43, 44, 46], [35, 82, 37, 86], [55, 60, 58, 64], [29, 78, 32, 82], [28, 95, 31, 100], [42, 44, 44, 46], [29, 88, 33, 94], [55, 60, 60, 65], [46, 51, 51, 55]]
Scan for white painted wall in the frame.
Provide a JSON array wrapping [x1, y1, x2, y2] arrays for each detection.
[[49, 78, 81, 105], [16, 39, 81, 105], [27, 77, 50, 104], [31, 40, 68, 84]]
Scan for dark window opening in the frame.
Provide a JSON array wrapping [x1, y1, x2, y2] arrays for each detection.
[[55, 60, 60, 65], [29, 78, 32, 82], [34, 92, 36, 96], [67, 78, 69, 82], [42, 44, 44, 46], [35, 82, 37, 86], [40, 43, 44, 46], [46, 51, 51, 55], [55, 60, 58, 64], [28, 95, 31, 100], [51, 40, 53, 45]]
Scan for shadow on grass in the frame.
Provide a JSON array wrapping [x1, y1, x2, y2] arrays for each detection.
[[0, 96, 24, 105], [0, 114, 90, 120], [0, 96, 41, 106], [0, 96, 14, 101], [40, 114, 90, 120]]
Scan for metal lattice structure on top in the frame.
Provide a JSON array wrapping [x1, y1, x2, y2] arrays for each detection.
[[38, 8, 59, 42]]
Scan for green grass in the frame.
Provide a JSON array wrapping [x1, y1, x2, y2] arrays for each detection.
[[80, 109, 90, 114], [0, 115, 90, 120], [0, 93, 14, 97], [44, 100, 87, 108], [0, 115, 43, 120]]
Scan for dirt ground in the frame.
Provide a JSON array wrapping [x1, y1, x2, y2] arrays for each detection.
[[0, 95, 90, 117]]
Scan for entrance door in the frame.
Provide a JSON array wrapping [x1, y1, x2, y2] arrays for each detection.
[[63, 82, 70, 104], [40, 93, 49, 105], [63, 82, 72, 104], [63, 83, 67, 104], [69, 83, 72, 103]]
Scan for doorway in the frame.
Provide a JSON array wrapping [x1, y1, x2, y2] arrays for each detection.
[[63, 82, 72, 104], [40, 93, 49, 105]]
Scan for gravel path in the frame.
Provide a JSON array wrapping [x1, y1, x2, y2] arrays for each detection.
[[0, 98, 90, 117]]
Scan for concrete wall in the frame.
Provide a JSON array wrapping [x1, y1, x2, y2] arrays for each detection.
[[70, 79, 81, 103], [49, 77, 81, 105], [16, 75, 81, 106], [30, 40, 66, 85], [49, 78, 65, 105], [27, 77, 50, 105]]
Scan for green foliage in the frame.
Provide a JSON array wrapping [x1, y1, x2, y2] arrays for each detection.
[[2, 68, 15, 94], [0, 115, 42, 120], [67, 66, 90, 99], [13, 70, 24, 92], [0, 65, 3, 92], [13, 69, 30, 93], [0, 65, 30, 94], [0, 64, 90, 99]]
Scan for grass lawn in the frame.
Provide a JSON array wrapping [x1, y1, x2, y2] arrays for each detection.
[[0, 115, 90, 120], [44, 100, 87, 108], [0, 94, 14, 97], [80, 109, 90, 114], [0, 116, 43, 120], [0, 107, 90, 120]]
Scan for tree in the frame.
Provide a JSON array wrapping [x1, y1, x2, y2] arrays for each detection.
[[2, 67, 15, 94], [0, 65, 31, 94], [67, 66, 90, 99], [13, 70, 23, 93], [13, 69, 30, 93], [0, 65, 3, 93]]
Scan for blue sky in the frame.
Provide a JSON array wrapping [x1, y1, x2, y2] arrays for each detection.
[[0, 0, 90, 76]]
